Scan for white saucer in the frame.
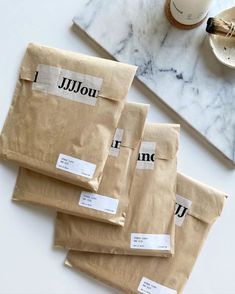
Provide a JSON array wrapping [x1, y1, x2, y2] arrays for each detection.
[[209, 6, 235, 68]]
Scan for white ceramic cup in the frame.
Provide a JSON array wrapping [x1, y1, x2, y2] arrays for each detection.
[[170, 0, 213, 25]]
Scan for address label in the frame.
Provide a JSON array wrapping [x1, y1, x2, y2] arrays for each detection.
[[138, 277, 177, 294], [56, 153, 96, 179], [131, 233, 170, 250], [79, 191, 119, 214]]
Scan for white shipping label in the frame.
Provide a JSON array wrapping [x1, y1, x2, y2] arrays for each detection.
[[109, 128, 124, 157], [136, 141, 156, 170], [138, 277, 177, 294], [79, 191, 119, 214], [56, 154, 96, 179], [131, 234, 170, 250], [175, 194, 192, 227], [32, 64, 103, 106]]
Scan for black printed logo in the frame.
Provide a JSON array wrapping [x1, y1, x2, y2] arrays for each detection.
[[111, 139, 121, 150], [58, 77, 99, 98], [34, 71, 39, 82], [138, 152, 155, 162], [175, 203, 188, 218], [34, 70, 99, 98]]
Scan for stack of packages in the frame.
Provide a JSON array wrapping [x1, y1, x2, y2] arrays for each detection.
[[0, 43, 228, 294]]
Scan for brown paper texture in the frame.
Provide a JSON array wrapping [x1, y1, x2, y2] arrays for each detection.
[[12, 102, 149, 226], [0, 43, 137, 191], [54, 123, 180, 257], [65, 173, 227, 294]]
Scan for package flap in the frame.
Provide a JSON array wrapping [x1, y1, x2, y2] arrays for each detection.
[[177, 173, 227, 224], [20, 43, 137, 102], [144, 124, 179, 160]]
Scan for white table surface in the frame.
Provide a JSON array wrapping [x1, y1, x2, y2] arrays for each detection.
[[0, 1, 234, 294]]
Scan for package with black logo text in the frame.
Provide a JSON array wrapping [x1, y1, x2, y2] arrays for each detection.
[[55, 123, 180, 257], [0, 43, 137, 191], [65, 173, 227, 294], [12, 102, 148, 226]]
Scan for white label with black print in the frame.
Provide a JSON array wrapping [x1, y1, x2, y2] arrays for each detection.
[[138, 277, 177, 294], [56, 153, 96, 179], [130, 233, 170, 250], [79, 191, 119, 214], [175, 194, 192, 227], [136, 141, 156, 170], [32, 64, 103, 106], [109, 128, 124, 157]]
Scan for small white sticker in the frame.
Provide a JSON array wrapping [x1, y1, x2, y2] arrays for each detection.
[[138, 277, 177, 294], [136, 141, 156, 170], [56, 154, 96, 179], [32, 64, 103, 106], [109, 128, 124, 157], [175, 195, 192, 227], [79, 191, 119, 214], [130, 233, 170, 250]]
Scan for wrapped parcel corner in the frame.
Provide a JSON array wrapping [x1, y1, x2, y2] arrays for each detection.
[[12, 102, 149, 226], [55, 123, 180, 257], [0, 43, 137, 191], [65, 173, 227, 294]]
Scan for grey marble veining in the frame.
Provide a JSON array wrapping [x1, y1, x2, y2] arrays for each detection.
[[74, 0, 235, 163]]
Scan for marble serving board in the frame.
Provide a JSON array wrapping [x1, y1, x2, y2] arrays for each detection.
[[74, 0, 235, 164]]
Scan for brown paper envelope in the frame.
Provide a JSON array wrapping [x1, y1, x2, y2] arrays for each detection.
[[65, 173, 227, 294], [0, 43, 137, 191], [12, 102, 149, 226], [54, 123, 180, 257]]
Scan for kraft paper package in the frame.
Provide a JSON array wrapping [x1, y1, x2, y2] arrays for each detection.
[[0, 43, 137, 191], [65, 173, 227, 294], [55, 123, 180, 257], [12, 102, 149, 226]]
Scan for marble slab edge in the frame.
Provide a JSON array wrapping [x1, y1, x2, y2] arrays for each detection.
[[72, 21, 235, 167]]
